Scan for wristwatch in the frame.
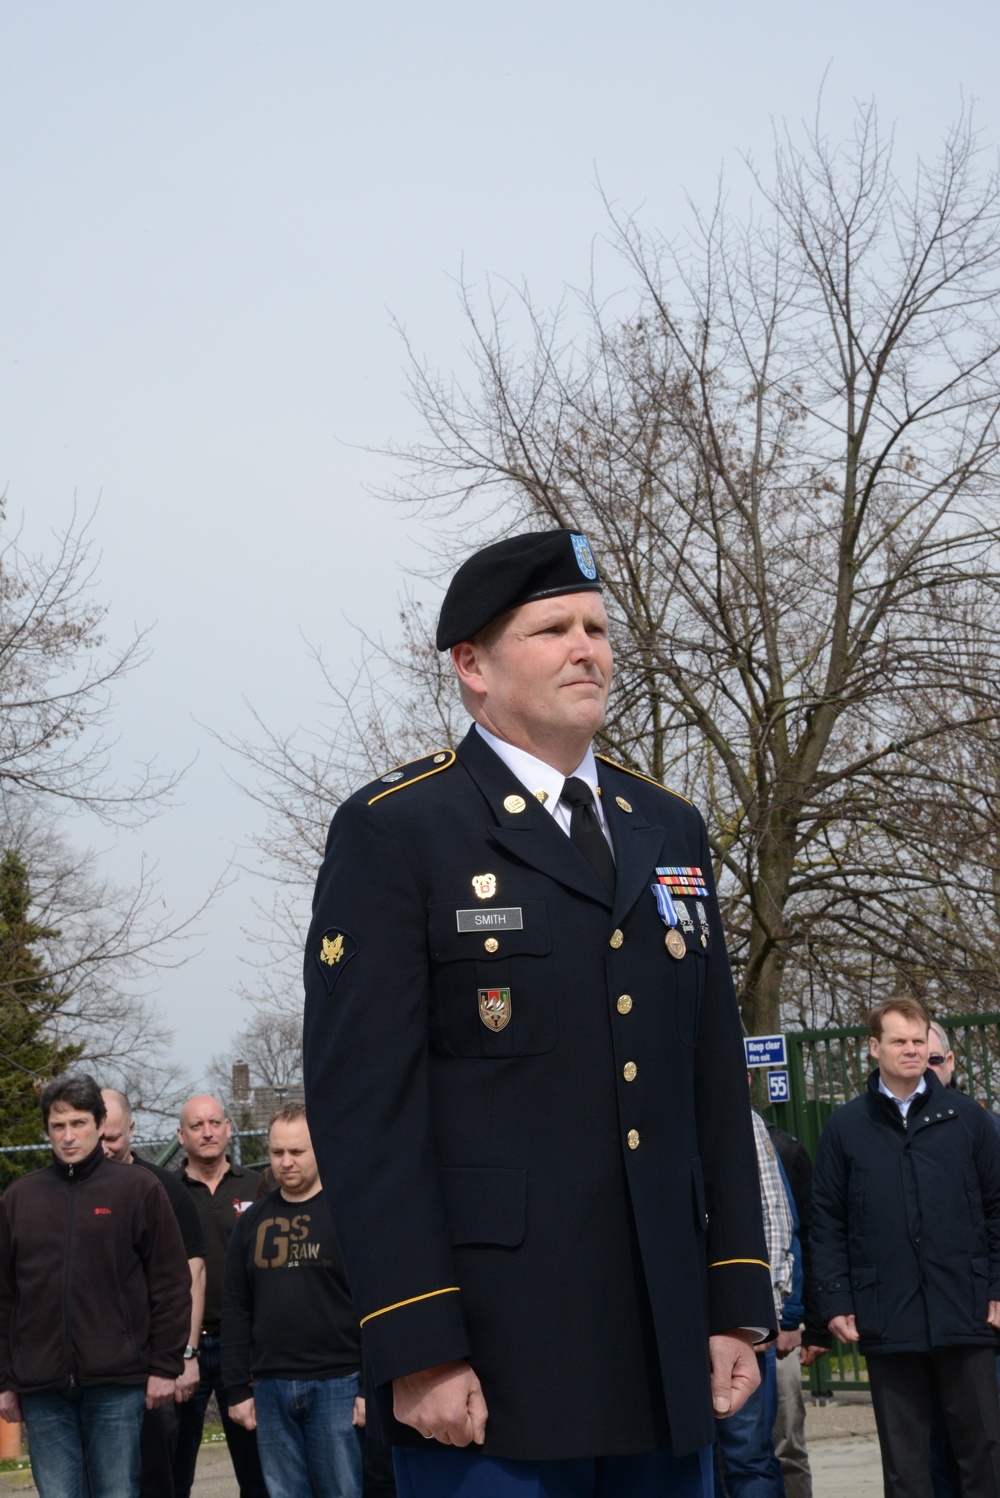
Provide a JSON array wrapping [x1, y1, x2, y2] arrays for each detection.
[[183, 1345, 198, 1360]]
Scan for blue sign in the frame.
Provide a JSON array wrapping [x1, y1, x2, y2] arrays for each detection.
[[767, 1069, 790, 1104], [744, 1034, 787, 1068]]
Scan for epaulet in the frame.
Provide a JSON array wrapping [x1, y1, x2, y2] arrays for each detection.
[[595, 754, 692, 805], [364, 749, 456, 806]]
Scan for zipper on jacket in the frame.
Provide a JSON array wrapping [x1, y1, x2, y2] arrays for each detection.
[[62, 1174, 79, 1387]]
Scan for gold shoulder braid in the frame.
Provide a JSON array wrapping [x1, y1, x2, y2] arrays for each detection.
[[595, 754, 691, 805], [366, 749, 456, 806]]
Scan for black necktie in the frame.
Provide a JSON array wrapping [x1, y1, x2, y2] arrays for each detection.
[[560, 777, 616, 893]]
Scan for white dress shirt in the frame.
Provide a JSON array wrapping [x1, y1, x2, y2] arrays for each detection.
[[474, 724, 613, 849], [877, 1075, 928, 1119]]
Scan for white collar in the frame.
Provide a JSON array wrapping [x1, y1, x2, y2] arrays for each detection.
[[474, 724, 606, 831], [878, 1074, 928, 1116]]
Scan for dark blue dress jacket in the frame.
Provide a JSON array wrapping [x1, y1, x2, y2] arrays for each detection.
[[303, 727, 773, 1460]]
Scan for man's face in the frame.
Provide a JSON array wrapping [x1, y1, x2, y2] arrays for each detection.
[[47, 1101, 103, 1165], [100, 1094, 134, 1162], [177, 1097, 231, 1164], [460, 593, 613, 756], [269, 1117, 320, 1199], [928, 1025, 955, 1087], [870, 1010, 929, 1090]]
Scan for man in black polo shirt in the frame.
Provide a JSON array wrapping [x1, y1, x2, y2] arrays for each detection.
[[101, 1089, 207, 1498], [172, 1095, 266, 1498]]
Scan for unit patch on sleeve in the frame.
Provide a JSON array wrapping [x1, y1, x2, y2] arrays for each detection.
[[315, 927, 359, 994]]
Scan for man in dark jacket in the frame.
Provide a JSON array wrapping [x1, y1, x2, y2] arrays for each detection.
[[0, 1073, 191, 1498], [812, 998, 1000, 1498]]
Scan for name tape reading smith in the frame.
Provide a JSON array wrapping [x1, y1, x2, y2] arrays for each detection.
[[456, 907, 524, 932]]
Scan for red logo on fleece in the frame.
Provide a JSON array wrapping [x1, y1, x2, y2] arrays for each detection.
[[94, 1208, 112, 1215]]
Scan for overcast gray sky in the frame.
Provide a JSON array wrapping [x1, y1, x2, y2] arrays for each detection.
[[2, 1, 997, 1092]]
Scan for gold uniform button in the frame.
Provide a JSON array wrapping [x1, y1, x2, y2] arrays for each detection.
[[623, 1062, 637, 1082], [627, 1129, 640, 1150], [484, 937, 499, 953], [433, 752, 448, 763], [609, 928, 624, 949], [617, 994, 633, 1015]]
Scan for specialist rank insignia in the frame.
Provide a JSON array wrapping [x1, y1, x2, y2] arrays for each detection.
[[315, 927, 358, 993], [478, 987, 512, 1031]]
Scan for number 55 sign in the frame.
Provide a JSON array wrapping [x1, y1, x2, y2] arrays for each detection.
[[767, 1069, 790, 1104]]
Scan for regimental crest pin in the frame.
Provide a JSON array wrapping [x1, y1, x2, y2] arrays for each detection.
[[571, 532, 598, 580], [315, 927, 358, 994], [471, 873, 497, 900], [478, 987, 512, 1031]]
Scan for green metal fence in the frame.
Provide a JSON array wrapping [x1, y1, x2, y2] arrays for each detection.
[[756, 1011, 1000, 1396]]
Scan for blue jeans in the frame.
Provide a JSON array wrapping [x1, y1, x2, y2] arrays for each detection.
[[393, 1444, 714, 1497], [21, 1385, 146, 1498], [254, 1374, 363, 1498], [714, 1346, 784, 1498]]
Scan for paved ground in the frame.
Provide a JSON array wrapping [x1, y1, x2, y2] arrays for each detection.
[[0, 1399, 887, 1496], [805, 1394, 882, 1495], [186, 1416, 889, 1497]]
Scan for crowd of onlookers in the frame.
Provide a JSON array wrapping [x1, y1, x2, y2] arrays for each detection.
[[0, 996, 998, 1498], [721, 1001, 1000, 1498], [0, 1077, 393, 1498]]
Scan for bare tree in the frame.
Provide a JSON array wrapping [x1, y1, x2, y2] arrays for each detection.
[[0, 500, 214, 1112], [0, 798, 206, 1115], [0, 499, 180, 821], [231, 104, 1000, 1037], [219, 604, 464, 1013]]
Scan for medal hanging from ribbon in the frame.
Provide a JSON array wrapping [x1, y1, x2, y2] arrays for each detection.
[[651, 882, 687, 960]]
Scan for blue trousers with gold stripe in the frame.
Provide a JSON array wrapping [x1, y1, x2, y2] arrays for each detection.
[[393, 1444, 714, 1496]]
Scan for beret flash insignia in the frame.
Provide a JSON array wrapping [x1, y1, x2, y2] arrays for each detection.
[[315, 927, 358, 993]]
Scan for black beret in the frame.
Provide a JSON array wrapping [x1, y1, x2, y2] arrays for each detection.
[[436, 530, 602, 650]]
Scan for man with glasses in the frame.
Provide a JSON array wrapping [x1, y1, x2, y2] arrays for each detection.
[[926, 1024, 958, 1089]]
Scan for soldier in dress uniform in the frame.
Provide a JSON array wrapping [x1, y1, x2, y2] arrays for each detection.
[[303, 530, 774, 1498]]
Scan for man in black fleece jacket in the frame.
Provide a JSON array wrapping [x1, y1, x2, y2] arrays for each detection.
[[0, 1074, 191, 1498]]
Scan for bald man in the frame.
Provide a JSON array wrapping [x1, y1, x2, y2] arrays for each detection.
[[101, 1089, 206, 1498], [172, 1096, 266, 1498]]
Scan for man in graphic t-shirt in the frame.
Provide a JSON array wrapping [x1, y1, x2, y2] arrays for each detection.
[[222, 1103, 364, 1498]]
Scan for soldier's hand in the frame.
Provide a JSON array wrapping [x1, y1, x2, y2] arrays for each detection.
[[393, 1360, 488, 1447], [708, 1330, 759, 1417], [828, 1314, 859, 1343], [228, 1398, 257, 1431], [987, 1300, 1000, 1330], [145, 1375, 176, 1411]]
